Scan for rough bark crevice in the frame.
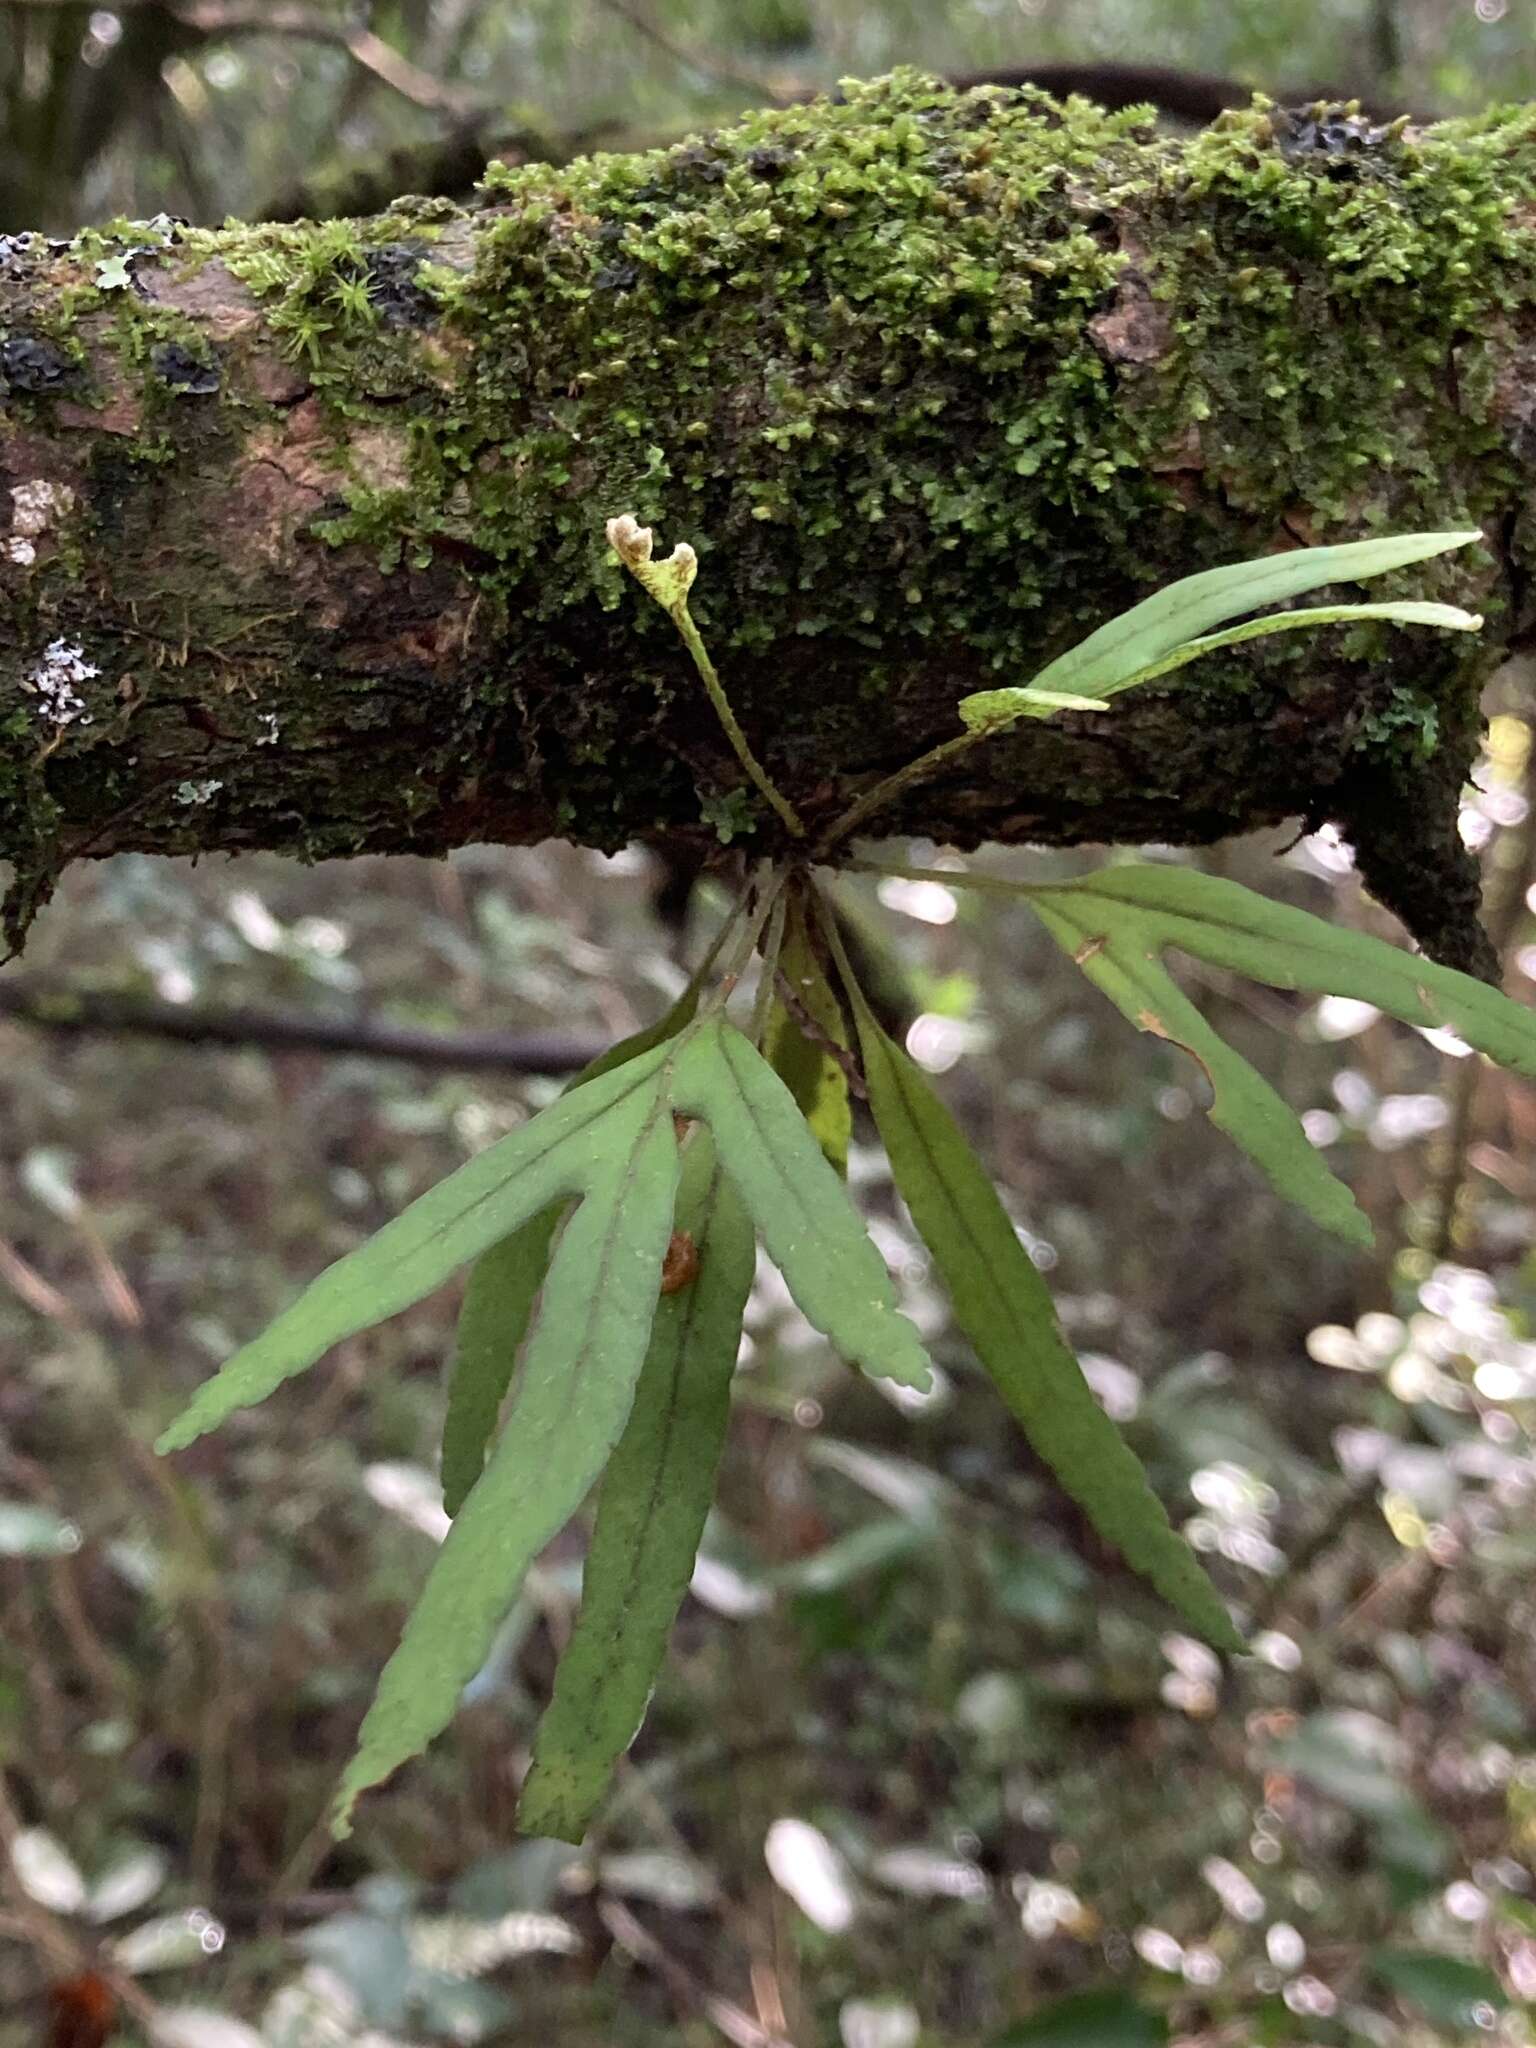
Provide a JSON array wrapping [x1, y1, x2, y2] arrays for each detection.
[[4, 73, 1536, 966]]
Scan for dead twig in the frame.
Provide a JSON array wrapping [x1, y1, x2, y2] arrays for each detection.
[[598, 1896, 794, 2048]]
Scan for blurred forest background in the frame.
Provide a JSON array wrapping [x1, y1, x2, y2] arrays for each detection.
[[6, 2, 1536, 2044]]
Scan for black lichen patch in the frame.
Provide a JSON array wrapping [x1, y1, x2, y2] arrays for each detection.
[[0, 334, 80, 394], [365, 242, 437, 328], [670, 141, 730, 184], [150, 339, 222, 394], [746, 145, 794, 180], [1269, 103, 1399, 165], [0, 234, 37, 279]]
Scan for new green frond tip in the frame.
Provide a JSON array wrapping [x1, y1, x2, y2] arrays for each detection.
[[607, 512, 698, 613], [606, 511, 806, 839]]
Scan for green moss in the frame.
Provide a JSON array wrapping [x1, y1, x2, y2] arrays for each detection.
[[212, 70, 1527, 749], [218, 217, 454, 410], [9, 73, 1536, 948], [1168, 101, 1536, 530], [699, 785, 757, 843], [239, 75, 1154, 653], [13, 74, 1501, 791]]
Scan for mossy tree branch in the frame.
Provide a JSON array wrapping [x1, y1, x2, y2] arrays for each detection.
[[4, 73, 1536, 969]]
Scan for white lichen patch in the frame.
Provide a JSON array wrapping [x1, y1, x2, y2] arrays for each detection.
[[25, 639, 99, 727], [174, 779, 224, 806], [348, 426, 414, 494], [7, 479, 76, 568]]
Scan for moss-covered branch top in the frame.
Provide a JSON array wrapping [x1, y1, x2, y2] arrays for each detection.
[[3, 73, 1536, 959]]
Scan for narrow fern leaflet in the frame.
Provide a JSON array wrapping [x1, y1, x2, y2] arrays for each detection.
[[960, 595, 1481, 733], [1004, 529, 1479, 704], [332, 1081, 682, 1835], [847, 988, 1241, 1652], [672, 1016, 933, 1392], [518, 1133, 754, 1841], [1026, 861, 1536, 1242], [440, 1204, 564, 1518], [157, 1042, 677, 1454], [765, 898, 852, 1176], [439, 985, 704, 1515], [1029, 894, 1372, 1246], [1036, 864, 1536, 1074]]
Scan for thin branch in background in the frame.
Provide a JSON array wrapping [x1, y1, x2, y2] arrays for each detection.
[[598, 1896, 793, 2048], [593, 0, 803, 104], [0, 1780, 86, 1980], [4, 0, 482, 117], [185, 2, 482, 117], [0, 1236, 79, 1324], [0, 980, 607, 1074], [1428, 1042, 1485, 1262], [419, 0, 486, 80], [2, 1449, 131, 1711]]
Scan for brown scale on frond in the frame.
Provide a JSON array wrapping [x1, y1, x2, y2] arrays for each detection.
[[660, 1230, 699, 1295]]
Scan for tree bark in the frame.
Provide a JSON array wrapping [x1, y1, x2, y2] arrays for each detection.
[[4, 74, 1536, 970]]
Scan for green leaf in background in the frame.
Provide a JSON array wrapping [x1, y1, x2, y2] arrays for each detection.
[[673, 1016, 933, 1392], [440, 983, 704, 1516], [845, 986, 1241, 1653], [156, 1041, 678, 1454], [959, 529, 1480, 728], [768, 1514, 927, 1593], [1024, 860, 1536, 1241], [1267, 1711, 1423, 1823], [992, 1989, 1169, 2046], [765, 898, 853, 1175], [960, 595, 1481, 732], [1368, 1949, 1508, 2030], [331, 1080, 682, 1835], [518, 1132, 754, 1841], [440, 1205, 564, 1518]]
